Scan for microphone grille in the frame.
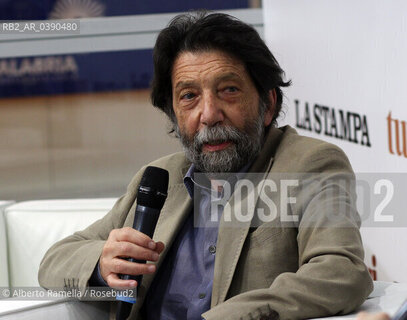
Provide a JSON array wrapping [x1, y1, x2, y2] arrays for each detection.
[[137, 166, 169, 209]]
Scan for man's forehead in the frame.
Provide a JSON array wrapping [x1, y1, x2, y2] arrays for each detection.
[[174, 72, 243, 90], [171, 50, 248, 86]]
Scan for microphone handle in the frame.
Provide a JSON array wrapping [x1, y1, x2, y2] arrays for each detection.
[[116, 205, 161, 320], [121, 205, 161, 286], [133, 205, 161, 239]]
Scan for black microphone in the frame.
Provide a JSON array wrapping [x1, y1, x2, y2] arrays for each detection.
[[116, 166, 169, 320]]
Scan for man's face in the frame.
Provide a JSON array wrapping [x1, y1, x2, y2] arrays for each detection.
[[171, 50, 274, 172]]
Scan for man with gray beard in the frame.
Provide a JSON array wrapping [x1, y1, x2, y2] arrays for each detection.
[[39, 12, 373, 320], [178, 110, 265, 173]]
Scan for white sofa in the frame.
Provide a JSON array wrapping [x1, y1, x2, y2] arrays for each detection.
[[1, 198, 117, 319], [0, 300, 111, 320], [4, 198, 117, 287], [0, 200, 15, 288]]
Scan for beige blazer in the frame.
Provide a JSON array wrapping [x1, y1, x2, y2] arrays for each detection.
[[39, 125, 373, 320]]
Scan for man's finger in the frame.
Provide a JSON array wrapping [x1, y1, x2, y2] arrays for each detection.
[[356, 312, 391, 320], [106, 273, 137, 288], [112, 241, 160, 262], [155, 241, 165, 254], [114, 227, 156, 249], [109, 258, 157, 276]]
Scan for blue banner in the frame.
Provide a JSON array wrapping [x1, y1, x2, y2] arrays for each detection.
[[0, 0, 249, 98], [0, 50, 153, 97]]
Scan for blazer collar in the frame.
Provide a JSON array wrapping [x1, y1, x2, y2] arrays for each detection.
[[136, 181, 192, 310]]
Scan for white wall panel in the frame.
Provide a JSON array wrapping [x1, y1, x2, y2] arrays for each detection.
[[264, 0, 407, 282]]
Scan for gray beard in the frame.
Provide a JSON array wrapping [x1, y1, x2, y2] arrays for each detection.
[[176, 115, 265, 173]]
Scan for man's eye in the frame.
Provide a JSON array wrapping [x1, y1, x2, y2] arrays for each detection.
[[224, 86, 238, 93], [181, 92, 195, 100]]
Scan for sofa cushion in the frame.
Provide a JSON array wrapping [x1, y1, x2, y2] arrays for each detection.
[[4, 198, 117, 287], [0, 201, 15, 288]]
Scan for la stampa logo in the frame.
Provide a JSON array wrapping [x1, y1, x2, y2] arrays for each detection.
[[49, 0, 106, 19]]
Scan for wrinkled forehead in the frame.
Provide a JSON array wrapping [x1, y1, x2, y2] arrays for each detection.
[[171, 49, 251, 89]]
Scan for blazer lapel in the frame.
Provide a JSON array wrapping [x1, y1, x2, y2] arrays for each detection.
[[137, 175, 192, 304], [124, 162, 192, 311], [151, 184, 192, 271], [211, 126, 284, 306]]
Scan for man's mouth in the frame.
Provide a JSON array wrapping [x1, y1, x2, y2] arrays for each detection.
[[202, 141, 233, 152]]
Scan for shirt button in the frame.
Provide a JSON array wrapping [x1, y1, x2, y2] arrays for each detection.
[[199, 293, 206, 299], [209, 245, 216, 254]]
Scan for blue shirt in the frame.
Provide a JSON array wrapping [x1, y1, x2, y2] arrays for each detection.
[[141, 164, 223, 320]]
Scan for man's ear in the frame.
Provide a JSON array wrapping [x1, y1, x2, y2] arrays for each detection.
[[263, 89, 277, 127]]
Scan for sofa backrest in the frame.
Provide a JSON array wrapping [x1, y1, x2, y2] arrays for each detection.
[[0, 201, 15, 288], [4, 198, 117, 287]]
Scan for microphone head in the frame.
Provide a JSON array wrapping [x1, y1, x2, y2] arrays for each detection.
[[137, 166, 169, 209]]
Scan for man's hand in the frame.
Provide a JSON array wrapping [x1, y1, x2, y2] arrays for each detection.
[[356, 312, 391, 320], [99, 227, 165, 288]]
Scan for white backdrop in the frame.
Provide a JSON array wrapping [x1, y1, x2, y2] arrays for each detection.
[[264, 0, 407, 282]]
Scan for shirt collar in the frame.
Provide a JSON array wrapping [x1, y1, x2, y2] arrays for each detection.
[[183, 162, 252, 199], [183, 164, 198, 198]]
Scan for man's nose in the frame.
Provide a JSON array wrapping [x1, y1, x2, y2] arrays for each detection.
[[200, 92, 224, 127]]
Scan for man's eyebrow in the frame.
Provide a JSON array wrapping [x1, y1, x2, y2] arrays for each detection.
[[216, 72, 243, 83], [174, 80, 196, 90], [174, 72, 243, 90]]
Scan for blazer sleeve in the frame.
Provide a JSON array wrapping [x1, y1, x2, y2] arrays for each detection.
[[202, 144, 373, 320], [38, 166, 146, 292]]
